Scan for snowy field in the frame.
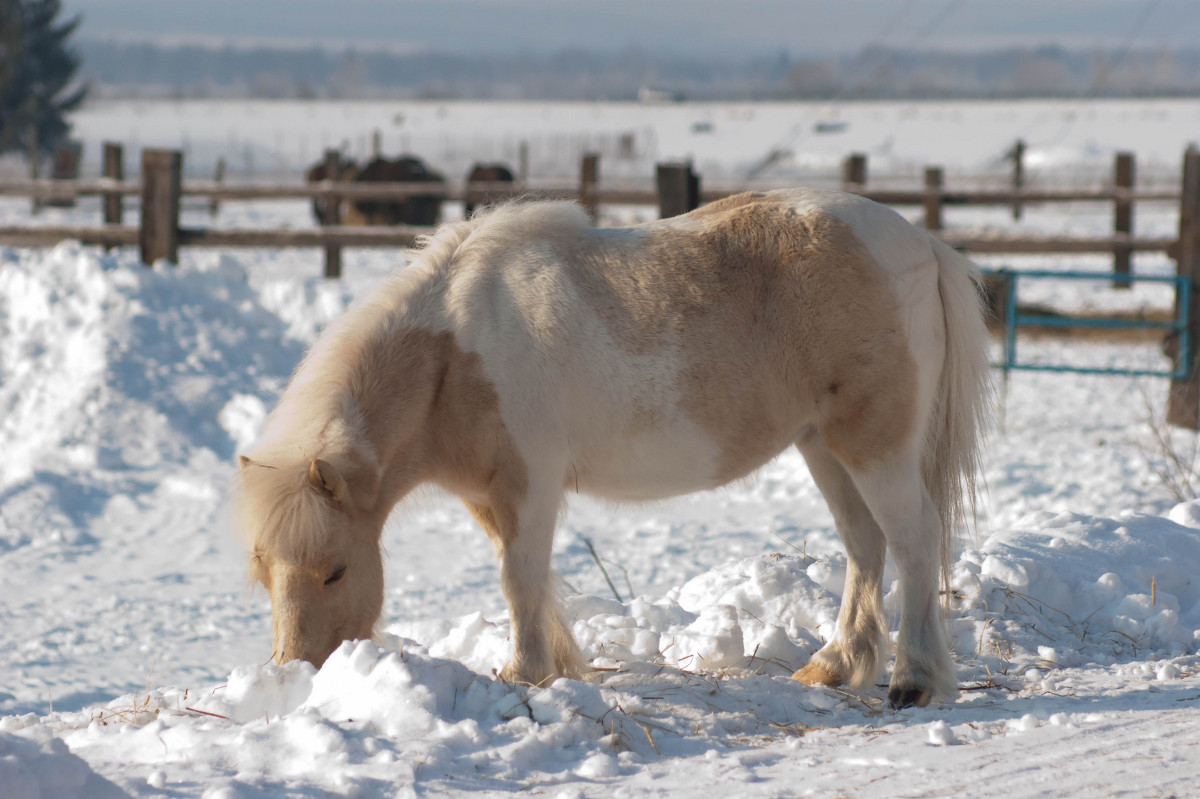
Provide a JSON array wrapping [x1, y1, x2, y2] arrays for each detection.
[[2, 99, 1200, 797], [8, 96, 1198, 188]]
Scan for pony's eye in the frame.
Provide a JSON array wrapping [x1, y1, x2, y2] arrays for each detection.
[[325, 566, 347, 586]]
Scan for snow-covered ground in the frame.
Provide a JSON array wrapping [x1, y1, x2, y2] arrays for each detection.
[[2, 99, 1200, 797]]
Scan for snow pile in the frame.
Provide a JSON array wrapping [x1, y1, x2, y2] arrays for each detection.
[[961, 510, 1200, 670], [0, 724, 124, 799], [0, 243, 300, 493], [0, 246, 313, 566], [398, 554, 832, 678], [0, 245, 108, 488], [11, 633, 840, 796]]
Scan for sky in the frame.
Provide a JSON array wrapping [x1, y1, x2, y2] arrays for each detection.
[[60, 0, 1200, 57]]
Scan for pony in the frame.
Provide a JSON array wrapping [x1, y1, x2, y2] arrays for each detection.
[[233, 188, 991, 709]]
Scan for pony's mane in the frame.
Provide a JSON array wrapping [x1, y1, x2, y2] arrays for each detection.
[[244, 218, 484, 459], [450, 200, 593, 258], [233, 460, 341, 563], [404, 198, 593, 286], [265, 200, 593, 426]]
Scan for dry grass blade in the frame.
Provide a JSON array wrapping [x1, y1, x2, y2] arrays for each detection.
[[639, 722, 662, 755], [184, 706, 232, 720], [768, 722, 813, 737], [1134, 379, 1200, 501], [582, 536, 623, 603]]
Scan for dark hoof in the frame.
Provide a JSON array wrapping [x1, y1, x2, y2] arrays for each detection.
[[887, 686, 932, 709]]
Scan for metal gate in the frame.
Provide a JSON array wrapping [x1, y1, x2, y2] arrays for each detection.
[[984, 268, 1191, 379]]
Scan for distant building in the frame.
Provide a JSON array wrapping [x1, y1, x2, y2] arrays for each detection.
[[638, 86, 685, 104]]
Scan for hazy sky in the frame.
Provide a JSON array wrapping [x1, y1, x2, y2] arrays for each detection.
[[61, 0, 1200, 56]]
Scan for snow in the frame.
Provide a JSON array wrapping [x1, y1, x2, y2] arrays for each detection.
[[2, 99, 1200, 797]]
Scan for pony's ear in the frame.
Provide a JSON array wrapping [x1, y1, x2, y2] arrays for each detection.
[[238, 455, 252, 470], [308, 458, 344, 504]]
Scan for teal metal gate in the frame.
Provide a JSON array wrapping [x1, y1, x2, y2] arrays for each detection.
[[984, 268, 1191, 379]]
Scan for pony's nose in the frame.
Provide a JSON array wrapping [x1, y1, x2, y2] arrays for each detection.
[[273, 630, 309, 666], [273, 634, 332, 669]]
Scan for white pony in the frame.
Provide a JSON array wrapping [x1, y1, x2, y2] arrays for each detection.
[[234, 189, 990, 708]]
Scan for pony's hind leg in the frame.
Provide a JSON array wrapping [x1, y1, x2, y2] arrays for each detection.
[[465, 489, 583, 686], [848, 449, 956, 708], [792, 438, 889, 692]]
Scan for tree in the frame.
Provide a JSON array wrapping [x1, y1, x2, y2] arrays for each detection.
[[0, 0, 87, 163]]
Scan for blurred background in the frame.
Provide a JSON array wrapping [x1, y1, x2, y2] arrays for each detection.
[[2, 0, 1199, 185]]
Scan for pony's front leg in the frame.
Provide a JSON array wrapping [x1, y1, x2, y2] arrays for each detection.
[[466, 486, 582, 686]]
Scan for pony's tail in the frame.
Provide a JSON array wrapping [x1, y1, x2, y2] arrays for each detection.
[[923, 237, 992, 596]]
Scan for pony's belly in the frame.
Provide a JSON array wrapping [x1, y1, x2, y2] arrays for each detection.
[[572, 426, 722, 500], [572, 423, 782, 501]]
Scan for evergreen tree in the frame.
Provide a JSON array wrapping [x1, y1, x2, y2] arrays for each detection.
[[0, 0, 87, 161]]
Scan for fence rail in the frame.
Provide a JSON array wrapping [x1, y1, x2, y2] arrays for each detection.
[[0, 148, 1186, 264], [0, 223, 1174, 258], [0, 179, 1184, 207]]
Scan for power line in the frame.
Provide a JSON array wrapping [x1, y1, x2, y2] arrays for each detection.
[[866, 0, 925, 49], [1082, 0, 1168, 98], [901, 0, 967, 53], [746, 0, 965, 179], [1041, 0, 1169, 147]]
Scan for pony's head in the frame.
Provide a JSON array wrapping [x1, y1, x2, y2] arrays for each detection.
[[235, 452, 385, 669]]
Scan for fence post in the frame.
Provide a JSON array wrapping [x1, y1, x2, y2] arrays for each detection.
[[28, 122, 41, 215], [518, 141, 529, 188], [139, 149, 182, 266], [842, 153, 867, 191], [102, 142, 124, 227], [48, 142, 82, 208], [1167, 146, 1200, 429], [923, 166, 943, 231], [321, 148, 342, 279], [1011, 139, 1025, 221], [579, 153, 599, 222], [1113, 151, 1135, 289], [656, 161, 700, 219], [210, 157, 225, 218]]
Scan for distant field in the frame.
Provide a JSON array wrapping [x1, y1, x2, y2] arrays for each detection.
[[35, 97, 1200, 187]]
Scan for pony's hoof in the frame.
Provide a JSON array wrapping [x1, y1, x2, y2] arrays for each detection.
[[498, 663, 529, 685], [792, 661, 843, 687], [498, 662, 556, 688], [887, 686, 932, 709]]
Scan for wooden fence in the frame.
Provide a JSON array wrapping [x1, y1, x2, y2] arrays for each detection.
[[0, 143, 1183, 273], [2, 142, 1200, 425]]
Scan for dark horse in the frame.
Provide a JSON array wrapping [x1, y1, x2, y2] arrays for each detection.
[[305, 154, 357, 224], [463, 162, 516, 218], [306, 155, 446, 226]]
